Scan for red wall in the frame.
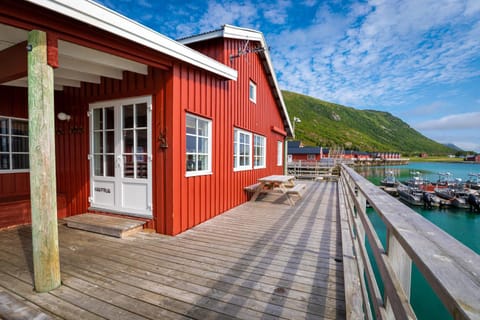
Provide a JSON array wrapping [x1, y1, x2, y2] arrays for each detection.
[[165, 38, 287, 235], [291, 154, 321, 161]]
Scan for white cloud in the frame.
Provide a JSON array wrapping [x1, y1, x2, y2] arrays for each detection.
[[415, 112, 480, 130]]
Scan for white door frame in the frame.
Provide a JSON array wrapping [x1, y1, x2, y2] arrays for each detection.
[[88, 96, 152, 217]]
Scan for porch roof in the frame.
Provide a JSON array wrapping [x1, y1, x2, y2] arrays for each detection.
[[0, 0, 237, 90]]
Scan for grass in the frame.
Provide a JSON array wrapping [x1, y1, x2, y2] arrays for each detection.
[[410, 156, 465, 163]]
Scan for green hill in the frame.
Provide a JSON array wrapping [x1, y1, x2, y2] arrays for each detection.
[[283, 90, 455, 155]]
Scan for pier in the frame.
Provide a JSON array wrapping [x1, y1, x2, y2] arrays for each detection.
[[0, 165, 479, 319]]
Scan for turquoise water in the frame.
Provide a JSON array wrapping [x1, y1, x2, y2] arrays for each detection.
[[357, 161, 480, 320]]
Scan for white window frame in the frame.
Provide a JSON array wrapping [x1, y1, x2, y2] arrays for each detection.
[[0, 116, 29, 173], [307, 154, 316, 161], [186, 113, 212, 177], [277, 141, 283, 166], [253, 134, 266, 169], [249, 80, 257, 103], [233, 128, 252, 171]]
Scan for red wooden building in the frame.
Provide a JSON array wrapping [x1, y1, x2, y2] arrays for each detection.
[[0, 1, 293, 235]]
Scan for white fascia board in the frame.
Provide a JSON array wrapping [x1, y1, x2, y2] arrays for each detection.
[[25, 0, 237, 81]]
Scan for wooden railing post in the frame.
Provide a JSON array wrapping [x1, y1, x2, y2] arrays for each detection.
[[385, 231, 412, 318], [28, 29, 61, 292]]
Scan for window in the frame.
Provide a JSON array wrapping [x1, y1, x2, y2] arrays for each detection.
[[0, 117, 29, 172], [233, 128, 252, 171], [253, 134, 266, 168], [307, 154, 316, 161], [186, 114, 211, 176], [249, 80, 257, 103], [277, 141, 283, 166]]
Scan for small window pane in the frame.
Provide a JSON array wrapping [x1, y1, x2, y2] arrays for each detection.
[[94, 132, 103, 153], [0, 118, 9, 134], [0, 136, 9, 152], [123, 130, 134, 153], [105, 155, 115, 177], [137, 155, 147, 179], [93, 109, 103, 130], [106, 131, 114, 153], [105, 107, 114, 130], [12, 154, 29, 170], [123, 154, 134, 178], [186, 154, 196, 171], [198, 137, 208, 153], [136, 103, 147, 128], [197, 155, 207, 171], [11, 120, 28, 135], [198, 120, 208, 137], [123, 105, 134, 129], [94, 155, 103, 176], [137, 129, 147, 151], [0, 154, 10, 169], [186, 135, 196, 153], [186, 116, 196, 134], [12, 137, 28, 152]]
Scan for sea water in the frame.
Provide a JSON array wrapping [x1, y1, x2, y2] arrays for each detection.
[[357, 161, 480, 320]]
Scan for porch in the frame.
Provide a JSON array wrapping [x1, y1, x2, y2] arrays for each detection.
[[0, 180, 346, 319]]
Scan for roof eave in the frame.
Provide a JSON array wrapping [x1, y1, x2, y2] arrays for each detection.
[[26, 0, 237, 81]]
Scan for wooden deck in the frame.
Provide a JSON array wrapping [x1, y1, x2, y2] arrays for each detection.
[[0, 181, 345, 319]]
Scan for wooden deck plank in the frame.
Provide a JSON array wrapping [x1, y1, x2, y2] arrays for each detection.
[[0, 180, 346, 319]]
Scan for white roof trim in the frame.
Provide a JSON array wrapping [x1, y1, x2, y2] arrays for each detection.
[[180, 25, 293, 137], [25, 0, 237, 81]]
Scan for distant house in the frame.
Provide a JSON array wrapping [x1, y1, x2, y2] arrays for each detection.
[[287, 141, 323, 162], [465, 154, 480, 162], [0, 1, 293, 234]]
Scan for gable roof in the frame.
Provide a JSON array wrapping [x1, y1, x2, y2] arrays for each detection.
[[179, 25, 294, 137], [26, 0, 237, 81]]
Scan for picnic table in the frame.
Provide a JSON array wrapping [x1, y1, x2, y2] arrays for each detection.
[[249, 175, 304, 206]]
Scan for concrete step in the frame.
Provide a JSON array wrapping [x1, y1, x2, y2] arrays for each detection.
[[63, 213, 145, 238]]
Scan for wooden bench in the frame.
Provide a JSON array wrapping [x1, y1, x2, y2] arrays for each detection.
[[286, 183, 306, 195], [244, 182, 261, 193]]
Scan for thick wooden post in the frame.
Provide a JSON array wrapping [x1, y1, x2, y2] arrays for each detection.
[[27, 30, 61, 292]]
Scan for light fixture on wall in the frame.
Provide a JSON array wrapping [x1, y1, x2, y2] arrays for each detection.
[[57, 112, 71, 121]]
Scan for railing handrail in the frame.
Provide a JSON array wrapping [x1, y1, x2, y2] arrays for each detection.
[[340, 164, 480, 320]]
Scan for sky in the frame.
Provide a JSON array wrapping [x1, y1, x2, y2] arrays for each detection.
[[96, 0, 480, 152]]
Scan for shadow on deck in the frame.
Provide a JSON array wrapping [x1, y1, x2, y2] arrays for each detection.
[[0, 180, 346, 319]]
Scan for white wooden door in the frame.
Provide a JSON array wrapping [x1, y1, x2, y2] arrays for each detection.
[[89, 96, 152, 217]]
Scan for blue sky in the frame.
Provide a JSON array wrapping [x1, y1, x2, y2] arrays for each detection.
[[96, 0, 480, 152]]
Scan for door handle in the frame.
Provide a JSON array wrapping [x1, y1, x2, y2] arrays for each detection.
[[116, 155, 122, 168]]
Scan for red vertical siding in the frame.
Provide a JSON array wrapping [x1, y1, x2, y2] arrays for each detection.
[[165, 37, 287, 235]]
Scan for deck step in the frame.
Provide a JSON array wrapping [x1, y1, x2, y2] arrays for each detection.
[[64, 213, 145, 238], [0, 291, 52, 320]]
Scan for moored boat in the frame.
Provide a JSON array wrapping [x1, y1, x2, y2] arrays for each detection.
[[465, 173, 480, 190], [397, 183, 424, 206]]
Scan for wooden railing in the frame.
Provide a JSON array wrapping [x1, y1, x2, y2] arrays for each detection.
[[338, 164, 480, 319]]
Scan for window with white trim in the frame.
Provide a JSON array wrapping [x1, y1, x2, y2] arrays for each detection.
[[277, 141, 283, 166], [249, 80, 257, 103], [186, 113, 212, 176], [233, 128, 252, 171], [253, 134, 266, 168], [0, 116, 29, 172], [307, 154, 316, 161]]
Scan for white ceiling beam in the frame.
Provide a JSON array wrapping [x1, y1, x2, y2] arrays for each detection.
[[54, 68, 101, 84], [58, 54, 123, 79], [2, 78, 63, 91], [59, 40, 148, 75], [53, 77, 81, 88]]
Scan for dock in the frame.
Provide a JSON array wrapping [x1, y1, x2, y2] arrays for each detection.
[[0, 181, 346, 319]]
